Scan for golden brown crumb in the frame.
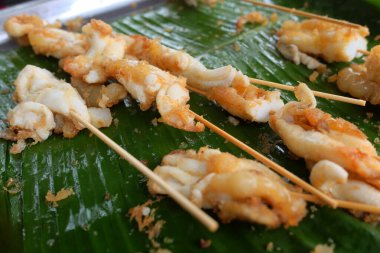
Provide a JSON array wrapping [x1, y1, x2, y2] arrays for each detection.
[[199, 239, 212, 249], [366, 112, 373, 119], [130, 2, 138, 9], [164, 27, 173, 33], [236, 11, 268, 33], [227, 116, 239, 126], [266, 242, 274, 251], [233, 42, 241, 52], [65, 17, 84, 32], [270, 13, 278, 23], [311, 244, 334, 253], [152, 118, 158, 126], [327, 74, 338, 83], [309, 71, 319, 82], [375, 35, 380, 41], [129, 199, 166, 251], [45, 188, 74, 207], [2, 178, 22, 195], [0, 89, 10, 94], [147, 220, 165, 240], [129, 200, 155, 231], [113, 118, 119, 127], [149, 249, 171, 253]]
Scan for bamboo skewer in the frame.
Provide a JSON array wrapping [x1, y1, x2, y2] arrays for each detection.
[[70, 112, 219, 232], [244, 0, 363, 29], [358, 49, 370, 55], [187, 80, 366, 106], [249, 78, 367, 106], [190, 110, 338, 208], [292, 192, 380, 214]]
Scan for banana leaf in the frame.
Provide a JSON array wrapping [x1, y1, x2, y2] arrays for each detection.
[[0, 0, 380, 252]]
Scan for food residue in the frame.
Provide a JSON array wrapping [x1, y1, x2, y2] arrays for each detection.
[[327, 74, 338, 83], [233, 42, 241, 52], [311, 244, 334, 253], [65, 17, 84, 32], [266, 241, 274, 251], [199, 238, 212, 249], [270, 13, 278, 23], [236, 11, 268, 33], [45, 187, 74, 207], [227, 116, 239, 126], [129, 199, 169, 252], [309, 71, 319, 82], [2, 178, 22, 194]]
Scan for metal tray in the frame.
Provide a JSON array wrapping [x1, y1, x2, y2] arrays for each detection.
[[0, 0, 166, 50]]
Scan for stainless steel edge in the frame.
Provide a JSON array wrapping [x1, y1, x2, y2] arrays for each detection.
[[0, 0, 166, 48]]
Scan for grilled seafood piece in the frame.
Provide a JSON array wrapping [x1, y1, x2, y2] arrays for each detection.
[[337, 46, 380, 105], [106, 59, 204, 132], [61, 19, 126, 84], [126, 35, 284, 122], [277, 19, 369, 62], [310, 160, 380, 207], [0, 101, 56, 154], [269, 83, 380, 189], [4, 14, 88, 58], [148, 147, 307, 228]]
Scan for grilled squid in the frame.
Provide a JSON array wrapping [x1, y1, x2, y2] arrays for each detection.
[[310, 160, 380, 207], [337, 45, 380, 105], [126, 35, 284, 122], [269, 83, 380, 189], [148, 147, 307, 228], [106, 59, 204, 132], [61, 19, 126, 84], [277, 19, 369, 63], [4, 14, 88, 58], [12, 65, 111, 138], [0, 101, 56, 154]]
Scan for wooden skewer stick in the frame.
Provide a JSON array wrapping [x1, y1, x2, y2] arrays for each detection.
[[249, 78, 367, 106], [70, 112, 219, 232], [292, 192, 380, 214], [187, 85, 207, 97], [358, 49, 370, 55], [244, 0, 363, 29], [190, 110, 338, 208], [187, 80, 366, 106]]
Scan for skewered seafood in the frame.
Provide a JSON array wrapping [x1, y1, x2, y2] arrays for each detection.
[[310, 160, 380, 207], [71, 78, 127, 108], [148, 147, 307, 228], [269, 83, 380, 189], [276, 42, 326, 72], [2, 65, 112, 143], [277, 19, 369, 63], [58, 19, 203, 131], [337, 46, 380, 105], [0, 101, 56, 153], [4, 14, 88, 58], [236, 11, 268, 33], [106, 59, 204, 132], [61, 19, 126, 84], [126, 35, 284, 122]]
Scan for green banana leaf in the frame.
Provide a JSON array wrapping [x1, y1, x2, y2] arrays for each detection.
[[1, 0, 380, 252]]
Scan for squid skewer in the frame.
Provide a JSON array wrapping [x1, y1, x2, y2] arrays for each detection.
[[269, 83, 380, 209], [70, 112, 219, 232]]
